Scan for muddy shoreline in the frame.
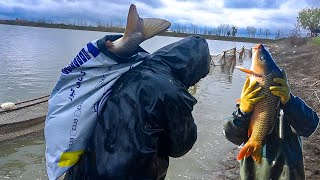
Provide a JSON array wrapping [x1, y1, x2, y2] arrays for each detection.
[[214, 38, 320, 179]]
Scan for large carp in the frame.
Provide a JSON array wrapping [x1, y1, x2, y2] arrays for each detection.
[[236, 44, 283, 164]]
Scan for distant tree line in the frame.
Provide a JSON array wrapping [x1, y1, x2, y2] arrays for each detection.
[[169, 6, 320, 39], [10, 17, 288, 39], [9, 6, 320, 40], [170, 23, 286, 39]]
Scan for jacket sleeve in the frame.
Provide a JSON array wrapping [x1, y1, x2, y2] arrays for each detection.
[[282, 94, 319, 137], [162, 87, 197, 158], [223, 104, 251, 145]]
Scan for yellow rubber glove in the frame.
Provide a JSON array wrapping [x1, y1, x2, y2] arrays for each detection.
[[239, 77, 265, 113], [270, 70, 291, 105]]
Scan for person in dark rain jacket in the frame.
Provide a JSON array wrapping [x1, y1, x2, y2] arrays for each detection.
[[224, 74, 319, 180], [64, 35, 211, 179]]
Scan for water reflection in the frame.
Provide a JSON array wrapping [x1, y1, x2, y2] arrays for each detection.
[[0, 24, 254, 103], [0, 132, 47, 179]]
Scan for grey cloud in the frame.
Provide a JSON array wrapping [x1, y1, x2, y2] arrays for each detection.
[[174, 0, 206, 2], [254, 14, 296, 29], [136, 0, 164, 8], [224, 0, 283, 9], [52, 0, 164, 8], [266, 16, 295, 25], [0, 0, 304, 30], [306, 0, 320, 6], [0, 0, 163, 26]]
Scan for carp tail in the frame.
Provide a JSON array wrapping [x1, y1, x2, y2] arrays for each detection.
[[237, 141, 263, 164]]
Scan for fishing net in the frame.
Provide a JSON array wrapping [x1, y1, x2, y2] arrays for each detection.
[[0, 96, 49, 141], [189, 46, 252, 93], [0, 95, 48, 124], [210, 47, 252, 70]]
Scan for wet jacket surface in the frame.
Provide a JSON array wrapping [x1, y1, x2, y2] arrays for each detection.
[[224, 94, 319, 180], [65, 36, 211, 180]]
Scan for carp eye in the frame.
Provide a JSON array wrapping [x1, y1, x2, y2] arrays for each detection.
[[260, 56, 265, 61]]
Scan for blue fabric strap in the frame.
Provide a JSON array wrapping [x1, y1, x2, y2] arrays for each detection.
[[87, 43, 100, 58]]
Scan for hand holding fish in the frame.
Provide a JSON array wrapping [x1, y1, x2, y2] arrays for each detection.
[[269, 70, 291, 104], [239, 77, 265, 113]]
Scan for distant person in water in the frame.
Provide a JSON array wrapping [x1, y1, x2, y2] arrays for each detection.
[[239, 46, 245, 60]]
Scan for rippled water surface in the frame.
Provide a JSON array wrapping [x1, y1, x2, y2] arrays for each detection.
[[0, 24, 253, 179]]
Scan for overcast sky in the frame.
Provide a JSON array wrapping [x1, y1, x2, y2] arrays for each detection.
[[0, 0, 319, 30]]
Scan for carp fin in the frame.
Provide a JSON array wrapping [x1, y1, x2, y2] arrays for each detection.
[[236, 66, 263, 77], [109, 4, 171, 56], [143, 18, 171, 40], [235, 66, 254, 74], [124, 4, 171, 41], [123, 4, 143, 39], [236, 98, 241, 103], [237, 141, 263, 164], [237, 142, 252, 160], [251, 146, 263, 164]]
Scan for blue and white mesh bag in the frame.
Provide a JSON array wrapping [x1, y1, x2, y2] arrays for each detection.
[[45, 39, 142, 180]]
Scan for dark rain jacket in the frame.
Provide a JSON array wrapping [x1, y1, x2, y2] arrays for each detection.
[[224, 94, 319, 180], [64, 35, 211, 179]]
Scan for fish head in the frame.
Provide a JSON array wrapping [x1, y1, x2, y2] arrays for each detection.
[[251, 44, 278, 75]]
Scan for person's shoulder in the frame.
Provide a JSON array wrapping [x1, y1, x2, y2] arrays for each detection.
[[153, 74, 184, 92], [119, 64, 185, 95], [137, 71, 185, 95]]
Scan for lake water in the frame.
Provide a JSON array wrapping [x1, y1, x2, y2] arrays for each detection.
[[0, 24, 253, 179]]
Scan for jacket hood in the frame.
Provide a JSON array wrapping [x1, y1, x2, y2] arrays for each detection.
[[147, 36, 211, 87]]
